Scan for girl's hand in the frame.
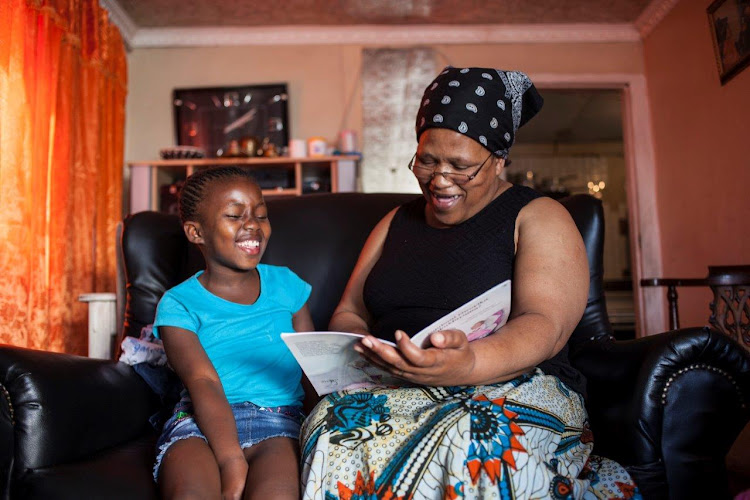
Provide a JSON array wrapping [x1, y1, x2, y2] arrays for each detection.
[[355, 329, 477, 386], [218, 455, 248, 500]]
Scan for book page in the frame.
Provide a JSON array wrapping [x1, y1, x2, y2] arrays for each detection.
[[281, 332, 401, 395], [282, 279, 511, 395], [409, 279, 511, 348]]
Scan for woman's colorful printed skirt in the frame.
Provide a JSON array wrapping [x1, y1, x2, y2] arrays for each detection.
[[301, 370, 641, 499]]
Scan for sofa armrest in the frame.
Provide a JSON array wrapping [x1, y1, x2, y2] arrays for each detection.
[[572, 327, 750, 499], [0, 345, 159, 479]]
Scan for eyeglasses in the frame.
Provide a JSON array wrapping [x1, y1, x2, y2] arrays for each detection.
[[408, 151, 494, 185]]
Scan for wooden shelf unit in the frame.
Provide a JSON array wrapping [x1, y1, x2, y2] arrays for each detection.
[[128, 156, 359, 213]]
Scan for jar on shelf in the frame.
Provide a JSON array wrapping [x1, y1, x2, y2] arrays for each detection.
[[307, 137, 327, 157], [240, 136, 261, 157]]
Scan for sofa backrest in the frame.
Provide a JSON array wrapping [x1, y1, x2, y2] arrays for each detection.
[[561, 194, 615, 346], [117, 192, 612, 350]]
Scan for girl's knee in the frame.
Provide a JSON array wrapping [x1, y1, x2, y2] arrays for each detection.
[[244, 482, 298, 500], [163, 487, 218, 500], [244, 438, 300, 499], [245, 436, 299, 462], [159, 438, 221, 499]]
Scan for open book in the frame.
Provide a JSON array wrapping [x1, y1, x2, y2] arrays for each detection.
[[281, 279, 511, 396]]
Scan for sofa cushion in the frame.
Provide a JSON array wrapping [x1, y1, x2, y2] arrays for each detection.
[[15, 433, 158, 500]]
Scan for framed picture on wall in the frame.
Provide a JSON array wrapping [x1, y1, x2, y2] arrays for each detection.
[[173, 84, 289, 157], [707, 0, 750, 85]]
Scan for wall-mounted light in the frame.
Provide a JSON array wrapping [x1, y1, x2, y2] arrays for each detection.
[[587, 180, 606, 198]]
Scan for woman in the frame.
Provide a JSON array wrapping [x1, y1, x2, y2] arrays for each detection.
[[301, 67, 639, 499]]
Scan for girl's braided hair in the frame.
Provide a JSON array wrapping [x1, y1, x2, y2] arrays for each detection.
[[178, 166, 258, 223]]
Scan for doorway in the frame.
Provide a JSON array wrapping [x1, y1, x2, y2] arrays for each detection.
[[510, 89, 635, 339]]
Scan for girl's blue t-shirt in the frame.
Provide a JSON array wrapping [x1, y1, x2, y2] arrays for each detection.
[[153, 264, 311, 407]]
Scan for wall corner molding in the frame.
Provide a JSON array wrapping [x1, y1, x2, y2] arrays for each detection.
[[127, 23, 640, 48], [100, 0, 138, 48], [635, 0, 681, 39]]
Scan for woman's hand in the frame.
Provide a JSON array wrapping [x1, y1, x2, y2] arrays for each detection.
[[354, 329, 477, 386], [218, 454, 248, 500]]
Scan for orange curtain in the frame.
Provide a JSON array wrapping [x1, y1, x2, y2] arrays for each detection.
[[0, 0, 127, 354]]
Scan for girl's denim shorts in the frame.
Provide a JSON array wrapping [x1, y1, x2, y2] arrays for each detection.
[[153, 398, 304, 481]]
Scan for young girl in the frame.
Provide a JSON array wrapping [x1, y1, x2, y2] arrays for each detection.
[[152, 166, 314, 499]]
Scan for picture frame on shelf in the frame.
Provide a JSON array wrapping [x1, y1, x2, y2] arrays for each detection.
[[707, 0, 750, 85], [173, 84, 289, 157]]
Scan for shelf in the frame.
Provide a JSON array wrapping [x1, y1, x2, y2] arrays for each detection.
[[127, 156, 359, 213], [262, 187, 300, 197], [128, 156, 359, 167]]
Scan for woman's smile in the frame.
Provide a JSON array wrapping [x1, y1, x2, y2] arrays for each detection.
[[416, 129, 507, 227], [428, 191, 461, 210]]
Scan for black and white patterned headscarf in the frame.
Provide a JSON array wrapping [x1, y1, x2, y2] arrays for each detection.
[[415, 66, 543, 158]]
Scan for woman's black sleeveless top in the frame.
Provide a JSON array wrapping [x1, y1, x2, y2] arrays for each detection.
[[363, 184, 585, 395]]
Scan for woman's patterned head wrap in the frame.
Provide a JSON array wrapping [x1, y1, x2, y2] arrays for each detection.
[[415, 66, 544, 158]]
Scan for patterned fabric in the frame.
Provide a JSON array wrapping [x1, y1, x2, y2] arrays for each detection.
[[301, 370, 641, 500], [415, 67, 544, 158]]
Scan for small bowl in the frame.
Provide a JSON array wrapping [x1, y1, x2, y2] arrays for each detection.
[[159, 146, 206, 160]]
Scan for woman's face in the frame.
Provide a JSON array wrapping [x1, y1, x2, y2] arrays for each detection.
[[414, 128, 508, 228]]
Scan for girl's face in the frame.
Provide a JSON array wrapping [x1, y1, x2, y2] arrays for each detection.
[[187, 177, 271, 273], [415, 128, 507, 228]]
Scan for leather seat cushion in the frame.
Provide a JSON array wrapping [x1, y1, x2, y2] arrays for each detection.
[[16, 433, 158, 500]]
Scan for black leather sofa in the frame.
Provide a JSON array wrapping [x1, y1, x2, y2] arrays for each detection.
[[0, 192, 747, 499]]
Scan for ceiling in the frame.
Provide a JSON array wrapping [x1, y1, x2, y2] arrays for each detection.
[[113, 0, 654, 28], [520, 90, 623, 144], [108, 1, 666, 144], [104, 0, 679, 49]]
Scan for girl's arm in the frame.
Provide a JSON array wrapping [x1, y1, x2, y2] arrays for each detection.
[[328, 208, 398, 335], [292, 303, 320, 413], [161, 326, 247, 499]]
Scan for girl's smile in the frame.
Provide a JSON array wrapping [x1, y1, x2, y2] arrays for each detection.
[[236, 237, 261, 255], [235, 230, 263, 256]]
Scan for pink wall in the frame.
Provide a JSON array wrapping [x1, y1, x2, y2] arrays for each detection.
[[125, 43, 643, 161], [643, 0, 750, 329]]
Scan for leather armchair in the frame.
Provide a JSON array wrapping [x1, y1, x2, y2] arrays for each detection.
[[0, 193, 747, 499]]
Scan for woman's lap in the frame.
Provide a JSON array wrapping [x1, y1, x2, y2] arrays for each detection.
[[301, 370, 640, 499]]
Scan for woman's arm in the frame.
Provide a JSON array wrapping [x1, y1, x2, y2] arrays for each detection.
[[161, 326, 247, 498], [328, 208, 398, 335], [357, 197, 589, 386], [470, 196, 589, 379]]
